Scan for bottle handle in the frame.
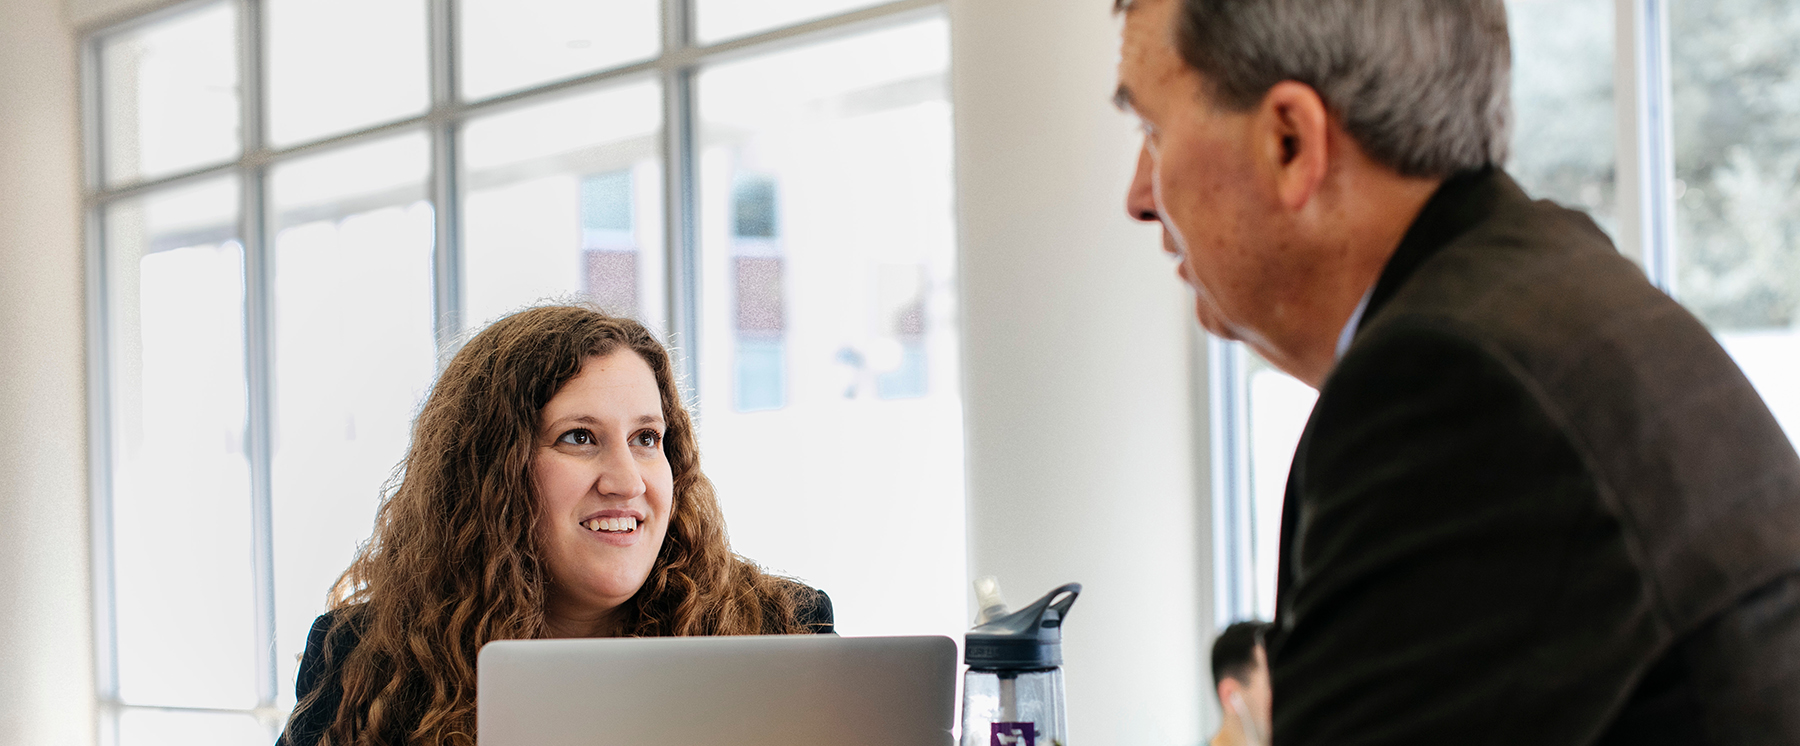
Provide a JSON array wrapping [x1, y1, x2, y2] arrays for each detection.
[[1040, 583, 1081, 627]]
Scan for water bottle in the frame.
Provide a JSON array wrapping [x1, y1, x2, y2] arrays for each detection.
[[961, 581, 1080, 746]]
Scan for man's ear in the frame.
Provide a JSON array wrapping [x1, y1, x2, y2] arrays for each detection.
[[1256, 80, 1330, 212], [1216, 676, 1243, 710]]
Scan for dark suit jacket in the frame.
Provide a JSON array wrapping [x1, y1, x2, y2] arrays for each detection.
[[1265, 168, 1800, 745], [275, 588, 834, 746]]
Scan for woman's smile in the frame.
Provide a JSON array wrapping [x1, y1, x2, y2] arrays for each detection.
[[580, 508, 646, 545]]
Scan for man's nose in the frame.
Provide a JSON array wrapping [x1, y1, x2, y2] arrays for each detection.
[[1126, 143, 1159, 224]]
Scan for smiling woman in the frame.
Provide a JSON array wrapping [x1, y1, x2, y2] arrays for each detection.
[[276, 305, 830, 746]]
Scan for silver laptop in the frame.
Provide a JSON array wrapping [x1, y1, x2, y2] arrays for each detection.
[[478, 634, 957, 746]]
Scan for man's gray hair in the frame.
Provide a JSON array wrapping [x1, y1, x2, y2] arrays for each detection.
[[1167, 0, 1511, 178]]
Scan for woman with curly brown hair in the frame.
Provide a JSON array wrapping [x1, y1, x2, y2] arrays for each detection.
[[277, 305, 830, 746]]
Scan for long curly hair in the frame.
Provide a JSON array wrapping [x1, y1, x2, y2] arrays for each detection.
[[285, 305, 810, 746]]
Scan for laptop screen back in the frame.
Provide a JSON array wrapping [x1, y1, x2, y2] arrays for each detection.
[[478, 634, 957, 746]]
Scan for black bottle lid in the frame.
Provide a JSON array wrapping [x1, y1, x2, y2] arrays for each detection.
[[964, 582, 1081, 671]]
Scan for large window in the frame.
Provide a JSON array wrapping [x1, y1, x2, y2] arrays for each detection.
[[1669, 0, 1800, 442], [1214, 0, 1800, 624], [83, 0, 961, 742]]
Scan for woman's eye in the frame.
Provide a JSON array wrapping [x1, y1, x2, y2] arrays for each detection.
[[632, 430, 661, 448], [558, 429, 595, 446]]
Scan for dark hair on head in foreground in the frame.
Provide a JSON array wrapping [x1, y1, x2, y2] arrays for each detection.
[[1117, 0, 1512, 178], [1211, 620, 1271, 692], [284, 304, 812, 746]]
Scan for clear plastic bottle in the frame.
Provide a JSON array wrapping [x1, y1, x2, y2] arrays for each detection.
[[960, 582, 1080, 746]]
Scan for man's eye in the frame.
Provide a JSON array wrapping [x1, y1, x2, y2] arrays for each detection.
[[558, 429, 595, 446], [632, 430, 661, 448]]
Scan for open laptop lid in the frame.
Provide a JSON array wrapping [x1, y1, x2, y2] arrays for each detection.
[[478, 634, 957, 746]]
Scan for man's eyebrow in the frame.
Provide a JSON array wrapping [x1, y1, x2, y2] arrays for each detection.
[[1112, 84, 1134, 112]]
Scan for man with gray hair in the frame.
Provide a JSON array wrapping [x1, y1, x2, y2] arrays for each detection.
[[1112, 0, 1800, 742]]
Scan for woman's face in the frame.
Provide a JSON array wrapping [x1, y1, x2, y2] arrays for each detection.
[[531, 349, 674, 635]]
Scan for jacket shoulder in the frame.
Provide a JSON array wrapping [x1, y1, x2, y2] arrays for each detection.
[[796, 586, 835, 634], [1351, 197, 1800, 630], [278, 607, 366, 746]]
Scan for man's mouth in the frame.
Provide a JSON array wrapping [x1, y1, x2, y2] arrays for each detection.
[[582, 516, 640, 534]]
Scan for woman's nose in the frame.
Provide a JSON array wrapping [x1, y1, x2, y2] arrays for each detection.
[[592, 442, 646, 498]]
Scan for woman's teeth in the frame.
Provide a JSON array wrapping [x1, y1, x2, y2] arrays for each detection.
[[584, 516, 638, 533]]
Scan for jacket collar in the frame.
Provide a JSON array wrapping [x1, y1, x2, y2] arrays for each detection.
[[1356, 166, 1524, 337]]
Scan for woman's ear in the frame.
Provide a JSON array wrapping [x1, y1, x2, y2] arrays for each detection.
[[1256, 80, 1331, 213]]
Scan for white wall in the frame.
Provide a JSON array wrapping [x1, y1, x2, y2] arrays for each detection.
[[64, 0, 162, 28], [0, 0, 96, 743], [950, 0, 1215, 743]]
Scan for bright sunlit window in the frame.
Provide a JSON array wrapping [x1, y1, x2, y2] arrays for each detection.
[[1215, 0, 1800, 625], [83, 1, 961, 743], [1668, 0, 1800, 444]]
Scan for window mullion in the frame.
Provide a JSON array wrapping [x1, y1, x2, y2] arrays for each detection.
[[663, 0, 700, 402], [238, 0, 280, 720], [82, 27, 123, 742], [1614, 0, 1678, 290], [1641, 0, 1677, 293], [1210, 338, 1255, 626], [430, 0, 463, 350]]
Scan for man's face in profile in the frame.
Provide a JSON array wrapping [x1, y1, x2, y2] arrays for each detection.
[[1240, 644, 1273, 736], [1116, 0, 1288, 345]]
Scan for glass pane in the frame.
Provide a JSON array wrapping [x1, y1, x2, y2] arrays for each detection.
[[695, 17, 963, 638], [461, 81, 665, 332], [266, 0, 429, 146], [100, 1, 240, 186], [268, 132, 438, 710], [1244, 353, 1316, 621], [1505, 0, 1617, 235], [104, 177, 258, 710], [695, 0, 889, 44], [459, 0, 659, 101], [1670, 0, 1800, 446], [118, 708, 269, 746]]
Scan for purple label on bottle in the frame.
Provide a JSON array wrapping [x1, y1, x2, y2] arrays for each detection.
[[991, 722, 1036, 746]]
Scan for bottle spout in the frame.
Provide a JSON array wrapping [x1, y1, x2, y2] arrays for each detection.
[[973, 576, 1010, 626]]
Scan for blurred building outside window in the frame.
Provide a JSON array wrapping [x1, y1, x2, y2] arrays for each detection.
[[729, 174, 788, 412], [82, 1, 961, 744], [694, 19, 961, 632]]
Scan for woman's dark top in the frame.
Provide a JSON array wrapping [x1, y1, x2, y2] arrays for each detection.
[[275, 589, 833, 746]]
